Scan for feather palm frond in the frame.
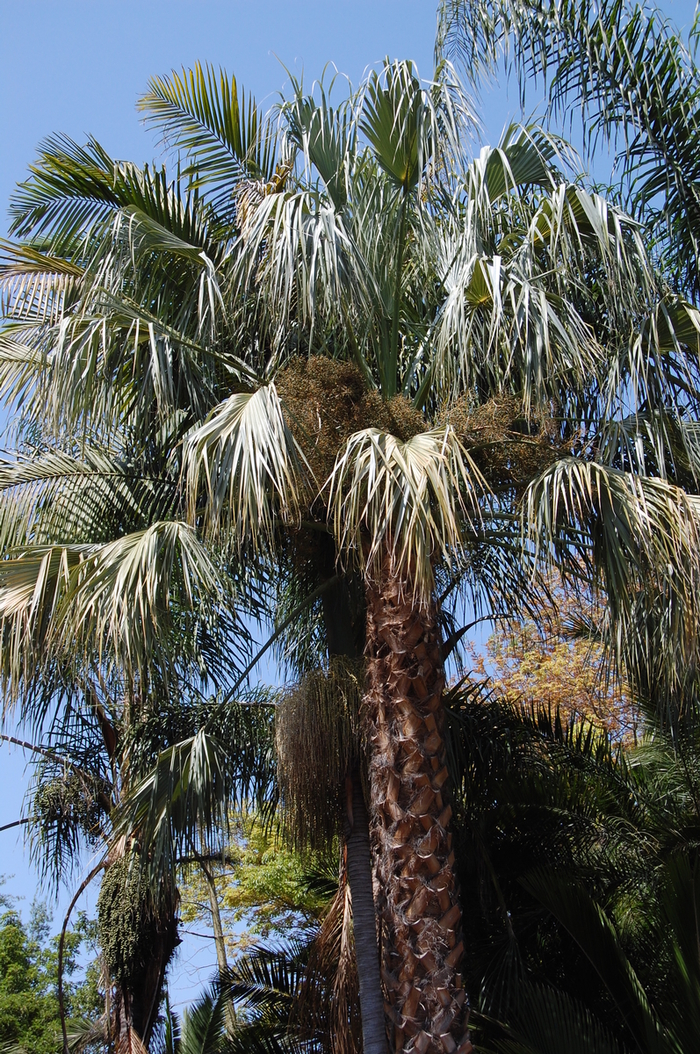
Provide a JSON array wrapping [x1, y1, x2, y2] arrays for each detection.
[[0, 450, 177, 548], [138, 63, 278, 210]]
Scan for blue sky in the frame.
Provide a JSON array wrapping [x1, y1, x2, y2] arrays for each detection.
[[1, 0, 698, 1012]]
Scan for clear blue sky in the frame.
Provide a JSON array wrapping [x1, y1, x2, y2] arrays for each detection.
[[0, 0, 698, 1012]]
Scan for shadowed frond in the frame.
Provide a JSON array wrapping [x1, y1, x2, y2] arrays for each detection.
[[485, 982, 628, 1054], [113, 700, 275, 883]]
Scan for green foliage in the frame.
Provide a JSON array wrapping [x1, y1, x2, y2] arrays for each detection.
[[179, 816, 335, 953], [0, 890, 101, 1054]]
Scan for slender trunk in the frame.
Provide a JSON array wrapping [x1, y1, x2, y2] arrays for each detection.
[[201, 858, 229, 976], [345, 767, 389, 1054], [365, 559, 471, 1054], [200, 855, 237, 1032], [321, 565, 388, 1052]]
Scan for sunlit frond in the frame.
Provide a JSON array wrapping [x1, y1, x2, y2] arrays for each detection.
[[0, 522, 224, 693], [329, 426, 486, 598], [360, 59, 472, 194], [281, 73, 358, 211], [139, 63, 277, 211], [184, 384, 309, 547], [437, 0, 700, 297], [0, 450, 177, 549]]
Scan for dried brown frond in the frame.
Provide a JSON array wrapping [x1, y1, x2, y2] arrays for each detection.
[[293, 851, 361, 1054], [442, 394, 569, 494], [276, 357, 426, 508], [275, 657, 365, 848]]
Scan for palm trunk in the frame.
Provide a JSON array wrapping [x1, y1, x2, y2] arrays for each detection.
[[345, 766, 389, 1054], [201, 859, 229, 976], [365, 558, 471, 1054], [200, 855, 237, 1033], [321, 568, 388, 1052]]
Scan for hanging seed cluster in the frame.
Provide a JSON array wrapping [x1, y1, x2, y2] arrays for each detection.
[[276, 357, 426, 504], [34, 772, 106, 843], [275, 657, 366, 848], [365, 559, 471, 1054], [443, 395, 565, 496], [97, 855, 178, 989]]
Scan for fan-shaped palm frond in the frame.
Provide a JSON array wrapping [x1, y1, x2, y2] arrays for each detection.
[[0, 521, 227, 692], [184, 384, 310, 546], [526, 458, 700, 700], [329, 425, 486, 597]]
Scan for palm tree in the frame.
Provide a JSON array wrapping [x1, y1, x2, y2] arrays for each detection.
[[140, 62, 700, 1050], [5, 57, 700, 1051], [0, 181, 276, 1045]]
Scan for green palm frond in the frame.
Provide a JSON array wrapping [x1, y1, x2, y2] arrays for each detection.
[[281, 72, 357, 211], [484, 982, 628, 1054], [8, 134, 127, 244], [0, 521, 225, 690], [173, 985, 230, 1054], [522, 869, 663, 1052], [329, 425, 486, 597], [437, 0, 700, 298], [0, 450, 177, 548], [184, 384, 309, 546], [114, 698, 275, 882], [360, 58, 471, 195], [139, 63, 278, 209]]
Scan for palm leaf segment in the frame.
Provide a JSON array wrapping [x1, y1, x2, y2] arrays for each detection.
[[526, 458, 700, 705], [0, 521, 223, 697], [184, 383, 309, 548], [329, 426, 486, 595]]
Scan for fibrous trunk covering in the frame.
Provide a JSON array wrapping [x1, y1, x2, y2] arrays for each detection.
[[365, 563, 471, 1054]]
